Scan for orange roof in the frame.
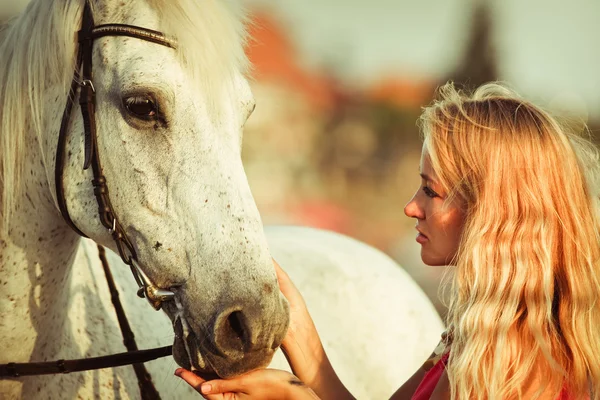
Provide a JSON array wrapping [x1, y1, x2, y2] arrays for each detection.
[[246, 13, 337, 110], [246, 13, 436, 111]]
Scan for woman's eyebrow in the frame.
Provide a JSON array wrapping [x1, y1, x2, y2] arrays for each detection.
[[420, 173, 436, 183]]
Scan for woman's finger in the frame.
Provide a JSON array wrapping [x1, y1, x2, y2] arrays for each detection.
[[273, 259, 302, 302], [273, 259, 289, 287], [200, 377, 248, 396], [175, 368, 204, 391], [174, 368, 225, 399]]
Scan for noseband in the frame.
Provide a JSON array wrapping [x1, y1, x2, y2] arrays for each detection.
[[55, 1, 176, 311]]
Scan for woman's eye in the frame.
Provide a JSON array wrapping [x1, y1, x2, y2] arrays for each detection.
[[423, 186, 438, 198], [124, 96, 158, 120]]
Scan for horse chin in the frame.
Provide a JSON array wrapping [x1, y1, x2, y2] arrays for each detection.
[[191, 369, 221, 381], [172, 315, 213, 373], [171, 321, 227, 379], [204, 349, 275, 379], [172, 336, 217, 378], [172, 337, 192, 370]]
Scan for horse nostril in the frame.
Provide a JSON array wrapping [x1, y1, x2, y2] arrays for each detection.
[[228, 311, 245, 342], [213, 309, 250, 357]]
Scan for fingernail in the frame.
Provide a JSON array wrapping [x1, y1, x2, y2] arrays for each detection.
[[201, 383, 212, 394], [174, 368, 182, 377]]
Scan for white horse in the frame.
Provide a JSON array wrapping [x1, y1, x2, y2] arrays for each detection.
[[0, 1, 443, 399]]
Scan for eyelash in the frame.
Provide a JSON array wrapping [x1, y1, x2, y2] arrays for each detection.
[[423, 186, 438, 198]]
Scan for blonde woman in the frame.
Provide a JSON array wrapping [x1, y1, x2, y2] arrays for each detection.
[[175, 82, 599, 399]]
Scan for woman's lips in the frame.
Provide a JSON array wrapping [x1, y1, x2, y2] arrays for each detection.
[[416, 229, 429, 244]]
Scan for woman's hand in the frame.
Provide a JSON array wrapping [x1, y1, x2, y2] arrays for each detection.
[[174, 367, 319, 400], [174, 259, 353, 400], [273, 259, 318, 359], [273, 259, 355, 400]]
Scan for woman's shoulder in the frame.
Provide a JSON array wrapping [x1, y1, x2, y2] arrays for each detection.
[[421, 329, 452, 372]]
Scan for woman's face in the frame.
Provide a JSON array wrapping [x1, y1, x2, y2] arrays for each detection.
[[404, 145, 466, 266]]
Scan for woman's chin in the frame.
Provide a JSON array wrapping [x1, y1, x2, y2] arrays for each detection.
[[420, 246, 458, 266], [420, 252, 445, 266]]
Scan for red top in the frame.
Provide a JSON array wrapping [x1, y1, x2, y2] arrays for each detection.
[[411, 352, 450, 400], [411, 352, 581, 400]]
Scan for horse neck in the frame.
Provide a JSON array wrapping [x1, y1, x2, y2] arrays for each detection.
[[0, 123, 83, 363]]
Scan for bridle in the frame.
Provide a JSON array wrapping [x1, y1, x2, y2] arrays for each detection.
[[56, 0, 177, 312], [0, 1, 186, 398]]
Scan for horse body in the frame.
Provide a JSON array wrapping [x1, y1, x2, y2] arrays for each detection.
[[0, 0, 443, 399]]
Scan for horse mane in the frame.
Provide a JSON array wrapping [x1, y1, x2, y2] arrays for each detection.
[[0, 0, 249, 233]]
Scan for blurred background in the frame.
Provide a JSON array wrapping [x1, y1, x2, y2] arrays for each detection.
[[2, 0, 599, 318]]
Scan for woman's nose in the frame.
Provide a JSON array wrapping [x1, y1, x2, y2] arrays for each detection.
[[404, 196, 423, 219]]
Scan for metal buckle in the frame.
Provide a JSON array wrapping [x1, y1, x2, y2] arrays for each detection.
[[108, 219, 116, 235], [80, 79, 95, 93], [131, 260, 175, 310]]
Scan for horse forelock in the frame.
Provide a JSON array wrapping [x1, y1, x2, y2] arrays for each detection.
[[0, 0, 250, 234], [144, 0, 250, 75], [116, 0, 251, 109]]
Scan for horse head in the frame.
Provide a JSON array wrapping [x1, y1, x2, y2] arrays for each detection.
[[11, 0, 289, 378]]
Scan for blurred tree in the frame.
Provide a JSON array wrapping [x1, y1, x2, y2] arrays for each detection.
[[447, 0, 498, 89], [317, 95, 423, 190]]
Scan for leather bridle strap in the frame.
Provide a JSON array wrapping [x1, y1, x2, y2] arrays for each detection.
[[55, 4, 88, 238], [46, 1, 178, 397], [55, 0, 176, 310], [97, 245, 167, 400], [0, 346, 172, 378], [55, 18, 175, 239], [0, 244, 174, 395], [91, 24, 177, 48]]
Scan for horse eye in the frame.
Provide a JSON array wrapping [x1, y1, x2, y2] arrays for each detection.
[[124, 95, 158, 120]]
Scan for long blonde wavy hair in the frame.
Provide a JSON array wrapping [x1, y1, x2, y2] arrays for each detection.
[[420, 82, 600, 399]]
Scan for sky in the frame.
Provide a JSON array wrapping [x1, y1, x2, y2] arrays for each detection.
[[2, 0, 599, 118], [245, 0, 600, 119]]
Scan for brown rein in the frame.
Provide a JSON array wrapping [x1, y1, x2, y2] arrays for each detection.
[[0, 245, 172, 399], [0, 345, 172, 378]]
